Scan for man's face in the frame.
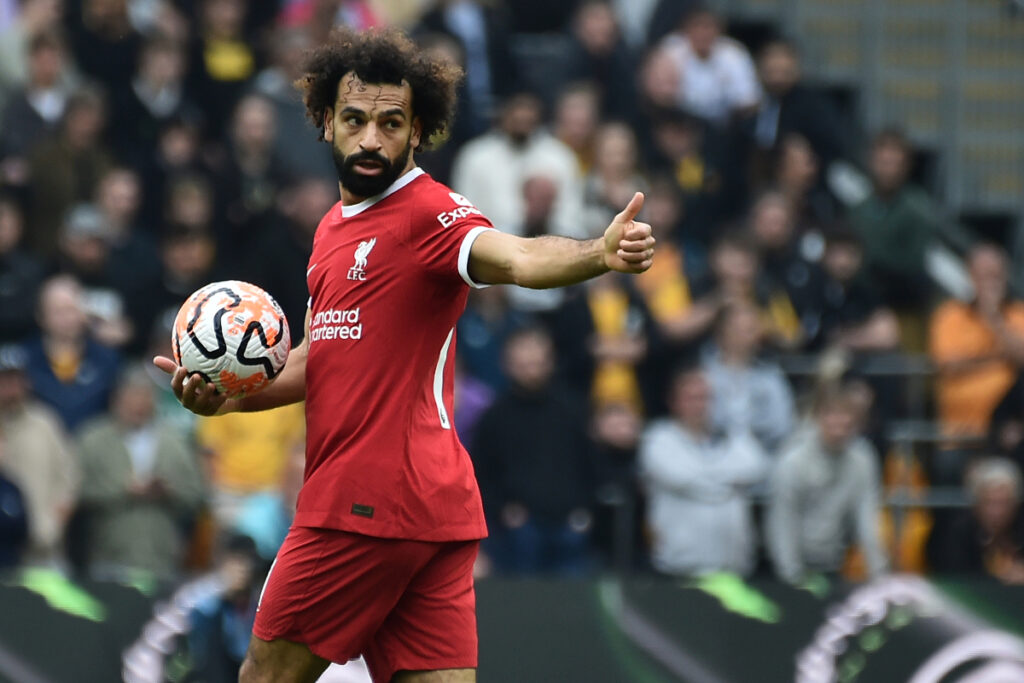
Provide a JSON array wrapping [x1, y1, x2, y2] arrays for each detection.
[[970, 247, 1008, 304], [39, 281, 88, 342], [823, 242, 863, 283], [504, 333, 554, 392], [759, 45, 800, 97], [871, 142, 909, 194], [819, 404, 856, 450], [98, 171, 140, 223], [114, 383, 155, 428], [719, 306, 762, 360], [29, 44, 63, 88], [750, 198, 792, 249], [686, 13, 720, 58], [501, 98, 541, 146], [670, 373, 711, 428], [325, 73, 420, 200], [976, 481, 1019, 536]]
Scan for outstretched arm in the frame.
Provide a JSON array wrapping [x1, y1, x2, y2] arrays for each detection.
[[153, 308, 311, 416], [468, 192, 655, 288]]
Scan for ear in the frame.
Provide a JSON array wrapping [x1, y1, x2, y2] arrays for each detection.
[[324, 107, 334, 142], [410, 116, 422, 149]]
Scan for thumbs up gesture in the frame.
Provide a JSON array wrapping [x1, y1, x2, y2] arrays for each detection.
[[603, 192, 655, 274]]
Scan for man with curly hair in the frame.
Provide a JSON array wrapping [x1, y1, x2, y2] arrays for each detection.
[[155, 27, 654, 683]]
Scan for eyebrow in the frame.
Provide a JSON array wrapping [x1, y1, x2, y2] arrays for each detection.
[[338, 106, 407, 120]]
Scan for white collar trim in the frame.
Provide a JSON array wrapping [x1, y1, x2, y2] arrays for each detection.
[[341, 167, 425, 217]]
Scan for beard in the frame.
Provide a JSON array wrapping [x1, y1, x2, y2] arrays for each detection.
[[332, 140, 412, 199]]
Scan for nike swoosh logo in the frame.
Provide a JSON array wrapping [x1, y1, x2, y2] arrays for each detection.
[[307, 263, 318, 276]]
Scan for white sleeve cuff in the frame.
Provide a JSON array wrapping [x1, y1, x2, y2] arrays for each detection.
[[457, 226, 495, 289]]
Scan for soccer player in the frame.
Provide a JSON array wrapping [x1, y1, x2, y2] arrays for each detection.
[[154, 28, 654, 683]]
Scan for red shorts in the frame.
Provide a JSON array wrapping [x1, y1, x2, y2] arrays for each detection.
[[253, 526, 479, 682]]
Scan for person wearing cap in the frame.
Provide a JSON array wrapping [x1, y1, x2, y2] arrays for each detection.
[[0, 343, 78, 566], [56, 202, 133, 349]]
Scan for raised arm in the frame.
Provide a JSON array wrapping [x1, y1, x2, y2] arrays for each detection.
[[153, 308, 311, 416], [467, 192, 654, 288]]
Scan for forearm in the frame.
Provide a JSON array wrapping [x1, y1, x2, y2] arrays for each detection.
[[232, 342, 308, 413], [493, 235, 609, 289]]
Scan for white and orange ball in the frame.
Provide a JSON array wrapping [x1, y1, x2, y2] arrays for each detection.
[[172, 280, 290, 398]]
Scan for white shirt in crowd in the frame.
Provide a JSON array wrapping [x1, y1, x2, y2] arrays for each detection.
[[639, 420, 769, 576], [450, 129, 586, 240], [658, 34, 761, 124]]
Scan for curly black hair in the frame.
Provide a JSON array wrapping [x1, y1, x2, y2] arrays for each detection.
[[295, 28, 463, 151]]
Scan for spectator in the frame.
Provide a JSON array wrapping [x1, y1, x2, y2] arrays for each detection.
[[928, 458, 1024, 584], [583, 122, 650, 239], [187, 0, 258, 142], [91, 167, 163, 351], [54, 204, 134, 349], [247, 176, 336, 334], [456, 286, 532, 392], [155, 224, 222, 323], [678, 233, 803, 350], [471, 327, 595, 575], [553, 274, 653, 413], [211, 94, 289, 263], [252, 27, 335, 183], [188, 533, 264, 682], [415, 0, 518, 137], [702, 301, 796, 452], [639, 366, 768, 576], [590, 400, 647, 571], [108, 32, 195, 170], [0, 0, 63, 106], [0, 344, 77, 565], [76, 363, 205, 580], [0, 29, 73, 185], [0, 194, 44, 343], [137, 112, 209, 230], [644, 107, 734, 243], [748, 190, 818, 316], [553, 82, 601, 175], [848, 128, 939, 315], [771, 132, 835, 238], [412, 31, 472, 185], [565, 0, 638, 122], [195, 401, 305, 532], [803, 227, 900, 353], [25, 85, 112, 260], [654, 5, 760, 126], [930, 244, 1024, 438], [765, 386, 888, 584], [65, 0, 141, 91], [745, 38, 849, 169], [451, 92, 585, 238], [22, 274, 120, 432]]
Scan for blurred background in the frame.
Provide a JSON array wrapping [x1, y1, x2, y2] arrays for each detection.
[[1, 0, 1024, 681]]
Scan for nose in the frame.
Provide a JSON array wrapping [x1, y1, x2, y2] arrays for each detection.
[[359, 122, 382, 153]]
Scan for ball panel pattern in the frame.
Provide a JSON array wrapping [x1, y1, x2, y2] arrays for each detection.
[[172, 280, 291, 398]]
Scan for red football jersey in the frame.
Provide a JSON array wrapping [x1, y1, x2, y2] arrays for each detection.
[[297, 167, 492, 541]]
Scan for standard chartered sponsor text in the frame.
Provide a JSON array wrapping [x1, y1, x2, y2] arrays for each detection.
[[310, 307, 363, 341]]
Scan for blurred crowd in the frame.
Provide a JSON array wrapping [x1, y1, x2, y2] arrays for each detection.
[[3, 0, 1024, 652]]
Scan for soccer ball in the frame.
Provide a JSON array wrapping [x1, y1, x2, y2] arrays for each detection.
[[172, 280, 291, 398]]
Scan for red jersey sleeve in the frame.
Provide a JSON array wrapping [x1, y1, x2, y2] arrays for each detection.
[[400, 182, 495, 289]]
